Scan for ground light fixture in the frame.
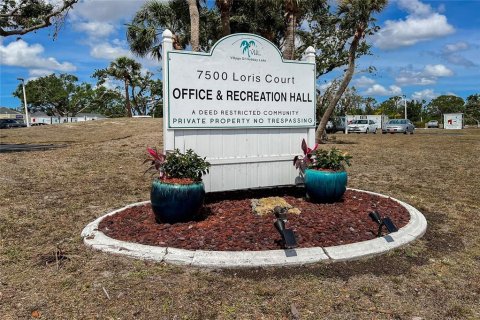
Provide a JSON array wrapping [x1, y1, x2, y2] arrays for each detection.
[[368, 210, 399, 237], [273, 206, 297, 249]]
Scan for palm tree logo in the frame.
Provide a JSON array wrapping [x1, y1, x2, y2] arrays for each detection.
[[240, 40, 256, 57]]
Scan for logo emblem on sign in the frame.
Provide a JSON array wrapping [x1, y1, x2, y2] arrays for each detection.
[[240, 39, 260, 57]]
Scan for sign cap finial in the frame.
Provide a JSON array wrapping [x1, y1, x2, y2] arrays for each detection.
[[162, 29, 173, 39]]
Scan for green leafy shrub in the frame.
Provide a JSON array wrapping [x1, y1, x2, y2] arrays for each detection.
[[309, 148, 352, 171], [145, 148, 210, 182], [293, 139, 352, 172]]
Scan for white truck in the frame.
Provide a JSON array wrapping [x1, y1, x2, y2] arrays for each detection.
[[346, 115, 389, 131]]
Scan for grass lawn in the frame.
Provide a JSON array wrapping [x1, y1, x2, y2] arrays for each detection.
[[1, 118, 479, 319]]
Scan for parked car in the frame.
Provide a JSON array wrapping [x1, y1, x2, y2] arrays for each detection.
[[335, 116, 346, 132], [427, 120, 439, 128], [382, 119, 415, 134], [0, 119, 27, 129], [347, 119, 378, 134]]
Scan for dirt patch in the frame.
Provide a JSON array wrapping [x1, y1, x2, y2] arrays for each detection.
[[98, 189, 410, 250]]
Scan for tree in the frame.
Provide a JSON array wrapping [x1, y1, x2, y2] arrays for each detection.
[[127, 0, 192, 59], [83, 87, 126, 118], [464, 94, 479, 125], [376, 96, 402, 118], [310, 0, 387, 143], [426, 95, 465, 120], [130, 71, 163, 116], [187, 0, 200, 51], [229, 0, 285, 45], [406, 99, 424, 123], [216, 0, 232, 36], [12, 73, 114, 117], [0, 0, 77, 37], [93, 57, 142, 117], [283, 0, 299, 60], [128, 0, 295, 58], [364, 97, 377, 115]]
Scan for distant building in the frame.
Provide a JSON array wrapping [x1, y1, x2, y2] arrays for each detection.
[[0, 107, 24, 120], [29, 112, 107, 124]]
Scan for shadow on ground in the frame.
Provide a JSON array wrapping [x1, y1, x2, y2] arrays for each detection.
[[0, 143, 66, 153], [224, 209, 465, 281]]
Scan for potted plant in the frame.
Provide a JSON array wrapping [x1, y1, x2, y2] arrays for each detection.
[[293, 139, 352, 203], [145, 147, 211, 223]]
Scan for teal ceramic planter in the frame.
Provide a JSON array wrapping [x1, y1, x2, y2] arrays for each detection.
[[150, 179, 205, 223], [304, 169, 347, 203]]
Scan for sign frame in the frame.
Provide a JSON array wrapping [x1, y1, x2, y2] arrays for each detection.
[[166, 33, 316, 130]]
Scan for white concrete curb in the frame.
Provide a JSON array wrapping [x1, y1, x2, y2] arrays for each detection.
[[81, 189, 427, 268]]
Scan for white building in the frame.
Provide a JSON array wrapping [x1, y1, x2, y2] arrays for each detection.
[[29, 112, 106, 124]]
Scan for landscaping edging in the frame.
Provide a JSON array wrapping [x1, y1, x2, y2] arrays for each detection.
[[81, 188, 427, 268]]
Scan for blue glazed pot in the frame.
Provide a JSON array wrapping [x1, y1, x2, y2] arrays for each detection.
[[304, 169, 348, 203], [150, 179, 205, 224]]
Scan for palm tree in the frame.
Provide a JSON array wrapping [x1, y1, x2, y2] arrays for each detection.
[[93, 57, 142, 117], [215, 0, 233, 36], [315, 0, 387, 143], [283, 0, 299, 60], [187, 0, 200, 51], [127, 0, 191, 59]]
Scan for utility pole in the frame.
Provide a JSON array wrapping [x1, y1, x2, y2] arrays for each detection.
[[17, 78, 30, 127], [403, 95, 408, 119]]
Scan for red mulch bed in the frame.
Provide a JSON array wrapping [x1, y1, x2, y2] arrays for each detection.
[[99, 188, 410, 251]]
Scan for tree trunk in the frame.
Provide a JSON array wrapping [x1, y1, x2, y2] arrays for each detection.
[[124, 79, 132, 117], [216, 0, 232, 36], [283, 10, 295, 60], [187, 0, 200, 52], [315, 26, 364, 143]]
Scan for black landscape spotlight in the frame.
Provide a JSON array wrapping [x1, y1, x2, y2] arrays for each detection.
[[368, 211, 398, 237], [273, 206, 297, 249]]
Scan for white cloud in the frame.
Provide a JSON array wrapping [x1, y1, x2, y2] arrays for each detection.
[[317, 81, 333, 93], [71, 0, 148, 23], [0, 40, 76, 72], [395, 64, 453, 86], [364, 84, 402, 96], [440, 42, 477, 67], [396, 76, 435, 86], [75, 22, 115, 38], [412, 89, 438, 101], [374, 0, 454, 50], [444, 41, 469, 53], [390, 85, 402, 95], [353, 76, 376, 88], [423, 64, 453, 77], [90, 43, 132, 60], [97, 78, 121, 91], [28, 69, 55, 80], [398, 0, 432, 17]]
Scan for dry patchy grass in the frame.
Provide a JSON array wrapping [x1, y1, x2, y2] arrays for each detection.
[[1, 119, 479, 319]]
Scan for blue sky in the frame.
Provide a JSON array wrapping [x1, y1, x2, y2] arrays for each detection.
[[1, 0, 479, 109]]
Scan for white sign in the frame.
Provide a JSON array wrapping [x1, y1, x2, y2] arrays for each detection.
[[444, 113, 463, 129], [167, 34, 316, 129]]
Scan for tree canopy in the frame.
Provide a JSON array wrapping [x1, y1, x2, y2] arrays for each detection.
[[12, 73, 122, 117], [93, 57, 162, 117], [464, 94, 479, 125], [0, 0, 78, 37], [93, 57, 142, 117], [426, 95, 465, 118]]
